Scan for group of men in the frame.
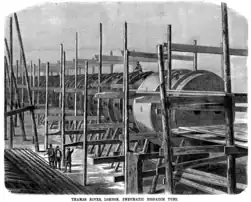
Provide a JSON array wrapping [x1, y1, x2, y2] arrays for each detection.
[[44, 144, 74, 173]]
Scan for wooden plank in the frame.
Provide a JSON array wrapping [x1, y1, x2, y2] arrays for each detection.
[[65, 115, 105, 121], [83, 61, 88, 185], [193, 40, 198, 71], [44, 63, 49, 149], [179, 126, 247, 142], [162, 43, 248, 57], [175, 155, 227, 170], [157, 39, 174, 194], [110, 84, 133, 89], [87, 139, 122, 146], [127, 50, 194, 62], [119, 132, 160, 140], [95, 91, 124, 99], [175, 177, 226, 194], [126, 152, 143, 194], [172, 145, 225, 156], [175, 132, 248, 150], [224, 146, 247, 155], [61, 50, 66, 165], [88, 123, 123, 129], [5, 105, 35, 117], [90, 155, 125, 165], [64, 142, 82, 147], [135, 93, 246, 104], [185, 168, 247, 190]]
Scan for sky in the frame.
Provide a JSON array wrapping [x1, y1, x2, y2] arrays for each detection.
[[4, 1, 248, 92]]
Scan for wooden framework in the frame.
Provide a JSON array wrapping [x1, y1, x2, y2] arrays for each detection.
[[5, 3, 248, 195]]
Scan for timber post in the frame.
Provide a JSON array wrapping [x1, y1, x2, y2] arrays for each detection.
[[221, 2, 236, 194], [83, 61, 88, 185], [14, 12, 39, 152]]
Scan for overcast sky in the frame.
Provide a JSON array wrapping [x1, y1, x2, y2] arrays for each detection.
[[5, 2, 248, 92]]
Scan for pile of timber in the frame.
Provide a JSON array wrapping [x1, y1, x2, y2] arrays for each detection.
[[4, 148, 92, 194]]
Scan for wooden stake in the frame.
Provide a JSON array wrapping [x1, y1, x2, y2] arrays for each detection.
[[9, 17, 14, 148], [44, 62, 49, 150], [37, 59, 41, 107], [74, 32, 78, 141], [62, 51, 66, 166], [96, 23, 102, 157], [4, 57, 8, 140], [193, 40, 198, 71], [32, 64, 36, 105], [221, 42, 224, 79], [221, 2, 236, 194], [110, 50, 114, 73], [157, 43, 174, 193], [83, 61, 88, 185], [14, 12, 39, 151]]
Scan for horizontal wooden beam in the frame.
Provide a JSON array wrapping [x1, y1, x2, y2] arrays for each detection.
[[90, 155, 125, 165], [135, 92, 247, 104], [65, 115, 105, 121], [163, 42, 248, 56], [87, 123, 124, 129], [174, 176, 226, 194], [5, 105, 35, 117], [174, 155, 227, 170], [184, 168, 247, 190], [87, 139, 123, 146], [119, 132, 161, 140], [172, 145, 225, 156], [95, 91, 136, 99], [128, 50, 194, 61], [224, 146, 248, 155], [64, 141, 83, 147]]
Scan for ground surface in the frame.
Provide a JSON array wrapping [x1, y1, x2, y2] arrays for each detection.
[[4, 112, 248, 194]]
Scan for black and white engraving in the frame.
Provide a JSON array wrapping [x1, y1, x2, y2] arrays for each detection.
[[4, 1, 248, 196]]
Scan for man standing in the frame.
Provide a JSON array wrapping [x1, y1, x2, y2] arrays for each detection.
[[54, 146, 62, 170], [64, 148, 74, 173], [44, 144, 55, 169]]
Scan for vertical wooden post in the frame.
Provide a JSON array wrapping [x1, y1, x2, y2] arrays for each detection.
[[10, 58, 27, 141], [30, 61, 33, 96], [83, 61, 88, 185], [96, 23, 102, 157], [9, 16, 14, 148], [61, 51, 66, 166], [110, 50, 114, 73], [21, 53, 24, 108], [157, 44, 174, 194], [37, 60, 40, 105], [14, 60, 19, 127], [32, 64, 36, 105], [44, 62, 49, 150], [193, 40, 198, 71], [4, 57, 8, 140], [221, 42, 224, 80], [123, 22, 131, 194], [221, 2, 236, 194], [74, 32, 78, 141], [127, 153, 143, 194], [14, 12, 39, 151], [58, 44, 63, 132]]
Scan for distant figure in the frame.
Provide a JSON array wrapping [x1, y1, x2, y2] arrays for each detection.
[[133, 61, 142, 73], [44, 144, 55, 169], [54, 146, 62, 170], [64, 148, 74, 173]]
